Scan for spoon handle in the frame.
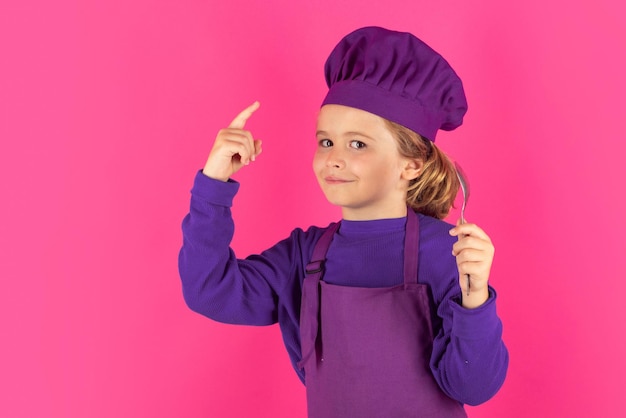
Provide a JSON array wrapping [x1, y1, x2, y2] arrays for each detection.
[[459, 217, 470, 296], [454, 162, 471, 296]]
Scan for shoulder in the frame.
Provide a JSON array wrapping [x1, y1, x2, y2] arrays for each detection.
[[416, 212, 457, 272], [415, 213, 459, 300], [288, 222, 337, 250], [417, 213, 455, 247], [261, 222, 337, 264]]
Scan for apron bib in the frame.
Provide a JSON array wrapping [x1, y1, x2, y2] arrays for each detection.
[[298, 210, 466, 418]]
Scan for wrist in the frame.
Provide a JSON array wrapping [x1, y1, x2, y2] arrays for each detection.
[[461, 287, 489, 309], [202, 166, 229, 182]]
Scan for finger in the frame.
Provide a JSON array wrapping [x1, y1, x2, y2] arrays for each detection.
[[235, 138, 262, 165], [229, 101, 260, 129], [453, 233, 492, 249], [457, 262, 490, 283], [217, 128, 256, 163], [455, 250, 491, 271], [452, 237, 494, 258], [449, 222, 491, 241], [454, 246, 492, 264], [215, 140, 252, 165], [252, 139, 263, 161]]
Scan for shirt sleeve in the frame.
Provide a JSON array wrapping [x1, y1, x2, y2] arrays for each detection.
[[430, 284, 509, 406], [178, 171, 299, 326]]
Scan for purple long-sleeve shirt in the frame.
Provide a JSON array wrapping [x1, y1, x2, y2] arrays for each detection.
[[179, 171, 508, 406]]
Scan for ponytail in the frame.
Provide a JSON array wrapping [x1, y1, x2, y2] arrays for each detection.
[[385, 120, 460, 220]]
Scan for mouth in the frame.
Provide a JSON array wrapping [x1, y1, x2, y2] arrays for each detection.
[[324, 176, 353, 185]]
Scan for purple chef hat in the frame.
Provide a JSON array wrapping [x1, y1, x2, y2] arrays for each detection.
[[322, 26, 468, 142]]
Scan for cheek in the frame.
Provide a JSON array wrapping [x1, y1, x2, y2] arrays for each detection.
[[353, 155, 380, 174], [312, 151, 324, 172], [368, 158, 400, 181]]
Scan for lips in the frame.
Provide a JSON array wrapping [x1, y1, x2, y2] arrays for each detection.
[[324, 176, 353, 184]]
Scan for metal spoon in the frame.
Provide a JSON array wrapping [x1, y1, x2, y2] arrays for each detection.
[[454, 161, 471, 296]]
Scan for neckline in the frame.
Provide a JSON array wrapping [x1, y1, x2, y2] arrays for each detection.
[[339, 216, 406, 235]]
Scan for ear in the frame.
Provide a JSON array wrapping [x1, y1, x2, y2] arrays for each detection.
[[401, 158, 424, 181]]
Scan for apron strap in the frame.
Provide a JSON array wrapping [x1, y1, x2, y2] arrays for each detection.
[[298, 222, 340, 370], [403, 208, 420, 285], [306, 222, 341, 277]]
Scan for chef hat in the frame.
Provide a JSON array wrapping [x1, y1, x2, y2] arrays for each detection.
[[322, 26, 468, 142]]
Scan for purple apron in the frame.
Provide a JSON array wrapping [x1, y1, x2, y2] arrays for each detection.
[[298, 210, 467, 417]]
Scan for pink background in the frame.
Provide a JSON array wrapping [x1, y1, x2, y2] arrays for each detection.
[[2, 0, 625, 417]]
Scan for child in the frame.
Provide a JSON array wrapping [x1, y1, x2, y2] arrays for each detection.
[[179, 26, 508, 417]]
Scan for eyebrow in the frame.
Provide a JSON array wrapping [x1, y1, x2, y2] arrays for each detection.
[[315, 130, 377, 141]]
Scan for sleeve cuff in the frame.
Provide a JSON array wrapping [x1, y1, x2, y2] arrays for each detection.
[[191, 170, 240, 207], [449, 287, 502, 340]]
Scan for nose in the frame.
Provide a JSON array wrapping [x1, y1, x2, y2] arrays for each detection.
[[325, 148, 345, 168]]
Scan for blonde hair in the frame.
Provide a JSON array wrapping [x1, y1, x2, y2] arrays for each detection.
[[385, 120, 459, 220]]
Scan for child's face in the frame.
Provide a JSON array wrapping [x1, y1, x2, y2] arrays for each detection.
[[313, 105, 417, 220]]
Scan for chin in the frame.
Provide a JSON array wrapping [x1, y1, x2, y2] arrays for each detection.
[[319, 195, 348, 209], [322, 196, 345, 207]]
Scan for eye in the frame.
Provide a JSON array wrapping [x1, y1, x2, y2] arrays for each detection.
[[349, 140, 366, 149], [319, 139, 333, 148]]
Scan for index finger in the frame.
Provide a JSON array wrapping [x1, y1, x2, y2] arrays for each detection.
[[449, 222, 491, 241], [229, 101, 260, 129]]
